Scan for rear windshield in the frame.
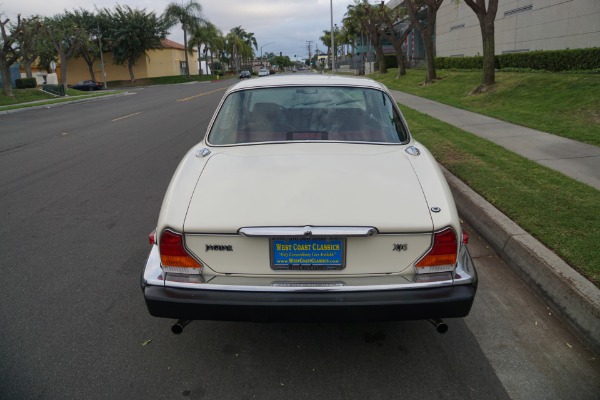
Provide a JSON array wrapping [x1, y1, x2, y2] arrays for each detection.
[[207, 86, 409, 145]]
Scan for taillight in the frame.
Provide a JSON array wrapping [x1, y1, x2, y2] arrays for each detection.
[[159, 230, 203, 274], [415, 228, 458, 274], [462, 229, 469, 244]]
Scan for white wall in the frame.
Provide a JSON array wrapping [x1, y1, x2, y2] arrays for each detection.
[[435, 0, 600, 57]]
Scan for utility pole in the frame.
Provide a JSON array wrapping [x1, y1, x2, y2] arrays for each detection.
[[97, 21, 107, 89], [330, 0, 335, 73], [306, 41, 312, 69]]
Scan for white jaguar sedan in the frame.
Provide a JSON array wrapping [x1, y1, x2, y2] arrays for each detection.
[[142, 75, 477, 334]]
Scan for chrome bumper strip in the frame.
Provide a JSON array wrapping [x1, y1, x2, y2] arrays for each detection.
[[142, 245, 477, 292]]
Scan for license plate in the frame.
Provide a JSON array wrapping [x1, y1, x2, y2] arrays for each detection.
[[271, 237, 345, 270]]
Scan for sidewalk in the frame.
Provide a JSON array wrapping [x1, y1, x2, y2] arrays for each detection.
[[389, 90, 600, 352], [390, 90, 600, 190]]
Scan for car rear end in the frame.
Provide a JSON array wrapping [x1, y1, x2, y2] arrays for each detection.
[[141, 76, 477, 328]]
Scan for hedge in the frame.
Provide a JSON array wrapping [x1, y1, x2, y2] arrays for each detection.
[[15, 78, 37, 89], [435, 48, 600, 72]]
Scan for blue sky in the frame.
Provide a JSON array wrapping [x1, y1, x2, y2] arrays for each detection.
[[0, 0, 356, 59]]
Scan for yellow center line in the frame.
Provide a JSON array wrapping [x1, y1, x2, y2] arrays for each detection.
[[177, 87, 226, 102], [112, 112, 142, 122]]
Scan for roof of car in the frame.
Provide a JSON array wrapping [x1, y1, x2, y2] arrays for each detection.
[[226, 74, 388, 93]]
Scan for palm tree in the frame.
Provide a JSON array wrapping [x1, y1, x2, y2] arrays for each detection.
[[319, 30, 332, 68], [188, 21, 220, 75], [226, 26, 255, 72], [164, 0, 203, 77], [345, 0, 387, 74]]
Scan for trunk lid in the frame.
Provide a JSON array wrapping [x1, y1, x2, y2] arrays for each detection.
[[184, 145, 433, 233], [182, 145, 434, 275]]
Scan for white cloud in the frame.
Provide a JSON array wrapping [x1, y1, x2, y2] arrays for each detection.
[[0, 0, 354, 58]]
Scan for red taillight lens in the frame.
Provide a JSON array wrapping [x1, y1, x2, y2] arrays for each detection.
[[159, 230, 203, 274], [415, 228, 458, 273], [149, 229, 156, 245]]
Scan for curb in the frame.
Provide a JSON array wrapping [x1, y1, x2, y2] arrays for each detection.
[[442, 166, 600, 354], [0, 91, 134, 115]]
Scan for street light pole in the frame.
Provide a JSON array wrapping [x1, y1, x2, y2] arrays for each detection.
[[97, 21, 107, 89], [260, 42, 274, 67], [330, 0, 335, 73]]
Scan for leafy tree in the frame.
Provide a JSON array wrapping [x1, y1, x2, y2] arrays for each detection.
[[163, 0, 203, 77], [378, 4, 413, 77], [104, 5, 168, 82], [463, 0, 499, 91], [16, 16, 42, 79], [344, 0, 387, 74], [67, 9, 104, 81], [404, 0, 444, 83], [0, 14, 22, 96], [42, 13, 87, 90], [362, 1, 387, 73], [34, 33, 59, 74], [271, 55, 292, 69]]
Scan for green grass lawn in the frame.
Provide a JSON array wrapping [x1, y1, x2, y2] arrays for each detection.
[[399, 105, 599, 287], [106, 74, 218, 88], [0, 87, 115, 110], [374, 69, 600, 146], [0, 74, 219, 109]]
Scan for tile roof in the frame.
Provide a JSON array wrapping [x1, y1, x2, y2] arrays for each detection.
[[161, 39, 186, 50]]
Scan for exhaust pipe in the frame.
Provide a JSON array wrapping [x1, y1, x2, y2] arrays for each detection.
[[171, 319, 191, 335], [428, 318, 448, 334]]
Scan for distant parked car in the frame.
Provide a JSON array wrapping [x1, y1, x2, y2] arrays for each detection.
[[258, 68, 269, 77], [70, 80, 103, 91], [239, 70, 251, 79]]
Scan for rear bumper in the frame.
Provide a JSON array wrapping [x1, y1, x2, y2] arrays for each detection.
[[144, 284, 476, 322], [141, 245, 477, 323]]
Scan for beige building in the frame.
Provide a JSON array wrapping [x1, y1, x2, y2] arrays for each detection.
[[435, 0, 600, 57], [65, 39, 199, 84], [386, 0, 599, 59]]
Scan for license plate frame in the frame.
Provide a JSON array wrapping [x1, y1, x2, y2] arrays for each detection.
[[270, 237, 346, 271]]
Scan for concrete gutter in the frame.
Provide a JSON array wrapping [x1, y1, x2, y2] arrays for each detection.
[[442, 166, 600, 353]]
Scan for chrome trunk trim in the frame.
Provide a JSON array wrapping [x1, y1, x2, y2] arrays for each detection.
[[238, 226, 378, 237]]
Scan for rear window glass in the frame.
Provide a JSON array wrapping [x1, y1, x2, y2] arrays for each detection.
[[207, 86, 408, 145]]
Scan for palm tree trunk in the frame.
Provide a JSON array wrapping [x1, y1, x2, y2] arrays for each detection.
[[183, 29, 190, 77]]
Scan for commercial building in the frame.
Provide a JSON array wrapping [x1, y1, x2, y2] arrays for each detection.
[[388, 0, 600, 59]]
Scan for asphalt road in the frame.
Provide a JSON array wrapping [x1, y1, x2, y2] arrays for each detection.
[[1, 79, 598, 400]]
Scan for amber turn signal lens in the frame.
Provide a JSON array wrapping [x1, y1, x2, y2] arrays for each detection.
[[416, 228, 457, 272], [159, 230, 203, 273]]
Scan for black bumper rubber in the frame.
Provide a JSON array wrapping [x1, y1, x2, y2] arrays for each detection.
[[144, 284, 477, 322]]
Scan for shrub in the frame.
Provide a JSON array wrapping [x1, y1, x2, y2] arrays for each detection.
[[15, 78, 37, 89], [435, 48, 600, 72]]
